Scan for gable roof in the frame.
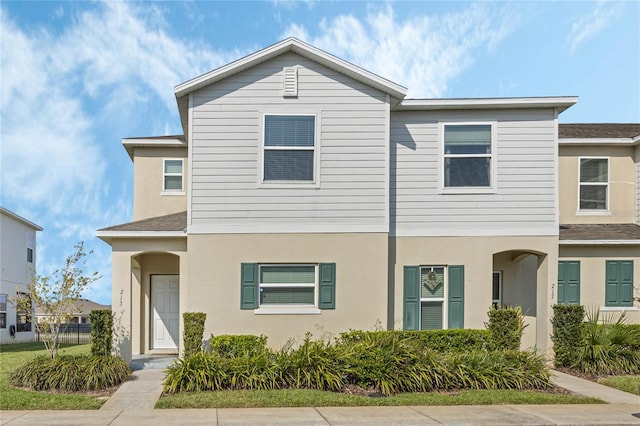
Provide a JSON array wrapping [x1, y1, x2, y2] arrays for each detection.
[[175, 38, 408, 101], [0, 206, 43, 231]]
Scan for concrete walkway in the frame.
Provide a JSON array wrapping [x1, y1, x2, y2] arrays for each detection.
[[1, 367, 639, 425]]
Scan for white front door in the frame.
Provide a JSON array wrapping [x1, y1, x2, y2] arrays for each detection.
[[151, 275, 179, 351]]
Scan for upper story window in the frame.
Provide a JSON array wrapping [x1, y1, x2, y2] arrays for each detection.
[[26, 232, 34, 263], [163, 159, 184, 192], [579, 158, 608, 210], [443, 124, 493, 189], [263, 115, 315, 182]]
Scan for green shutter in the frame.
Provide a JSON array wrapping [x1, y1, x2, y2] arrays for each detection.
[[558, 261, 580, 304], [448, 265, 464, 329], [403, 266, 420, 330], [318, 263, 336, 309], [240, 263, 258, 309], [606, 261, 634, 307]]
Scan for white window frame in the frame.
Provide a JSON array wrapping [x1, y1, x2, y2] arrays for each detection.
[[255, 264, 321, 315], [162, 158, 184, 195], [0, 294, 6, 329], [26, 232, 34, 264], [492, 271, 502, 308], [419, 265, 447, 330], [259, 113, 320, 188], [438, 122, 497, 194], [577, 156, 609, 214]]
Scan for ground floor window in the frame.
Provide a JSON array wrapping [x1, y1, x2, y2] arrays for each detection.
[[605, 260, 633, 307], [15, 293, 31, 332], [241, 263, 336, 310], [492, 271, 502, 308], [404, 265, 464, 331], [0, 294, 6, 329], [420, 266, 445, 330]]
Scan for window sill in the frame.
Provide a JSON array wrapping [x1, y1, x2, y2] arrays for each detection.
[[438, 187, 496, 195], [600, 306, 637, 312], [258, 181, 319, 189], [254, 307, 321, 315], [161, 191, 185, 196], [576, 209, 610, 216]]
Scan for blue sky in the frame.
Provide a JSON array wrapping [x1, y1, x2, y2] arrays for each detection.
[[1, 1, 638, 305]]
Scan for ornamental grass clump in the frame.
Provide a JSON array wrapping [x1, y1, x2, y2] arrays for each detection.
[[10, 355, 130, 392]]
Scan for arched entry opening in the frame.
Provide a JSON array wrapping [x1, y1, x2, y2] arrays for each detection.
[[493, 249, 547, 349]]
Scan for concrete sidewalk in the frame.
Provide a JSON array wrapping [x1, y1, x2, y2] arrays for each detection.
[[2, 366, 640, 425]]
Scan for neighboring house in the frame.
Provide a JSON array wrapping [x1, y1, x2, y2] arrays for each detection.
[[0, 207, 42, 344], [35, 298, 112, 324], [557, 124, 640, 320], [97, 38, 638, 362]]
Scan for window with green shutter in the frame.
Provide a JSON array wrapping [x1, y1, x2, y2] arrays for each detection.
[[241, 263, 335, 311], [403, 265, 465, 331], [605, 260, 633, 307]]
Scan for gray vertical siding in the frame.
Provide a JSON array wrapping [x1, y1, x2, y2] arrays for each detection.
[[189, 52, 389, 230], [390, 110, 559, 236]]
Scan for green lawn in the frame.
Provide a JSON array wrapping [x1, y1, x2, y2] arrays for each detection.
[[0, 342, 105, 410], [597, 376, 640, 395], [156, 388, 602, 409]]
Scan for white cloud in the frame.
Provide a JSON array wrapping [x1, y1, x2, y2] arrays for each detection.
[[281, 3, 517, 97], [0, 2, 243, 304], [568, 1, 622, 54]]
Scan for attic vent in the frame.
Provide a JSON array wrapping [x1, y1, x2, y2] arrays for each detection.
[[283, 66, 298, 97]]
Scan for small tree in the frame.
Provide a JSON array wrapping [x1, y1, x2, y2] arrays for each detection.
[[12, 242, 100, 359]]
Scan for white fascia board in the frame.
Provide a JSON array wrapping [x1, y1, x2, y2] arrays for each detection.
[[95, 231, 186, 244], [559, 239, 640, 245], [122, 137, 186, 159], [0, 207, 43, 231], [559, 137, 639, 146], [396, 97, 578, 113], [174, 38, 407, 100]]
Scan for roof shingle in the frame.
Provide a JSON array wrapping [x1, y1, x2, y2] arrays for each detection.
[[98, 211, 187, 232], [559, 224, 640, 241], [559, 123, 640, 139]]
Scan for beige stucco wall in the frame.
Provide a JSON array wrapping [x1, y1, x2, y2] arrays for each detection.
[[133, 147, 188, 221], [559, 245, 639, 323], [559, 145, 636, 224], [110, 237, 187, 362], [391, 236, 559, 353], [187, 233, 389, 349]]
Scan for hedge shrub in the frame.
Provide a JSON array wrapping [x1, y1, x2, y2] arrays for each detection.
[[90, 309, 113, 356], [164, 332, 550, 395], [486, 306, 525, 351], [183, 312, 206, 357], [10, 355, 130, 392], [551, 304, 585, 367], [208, 334, 267, 358], [338, 329, 490, 352]]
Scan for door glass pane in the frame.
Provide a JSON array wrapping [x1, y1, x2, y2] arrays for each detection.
[[421, 267, 444, 298], [421, 301, 443, 330]]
